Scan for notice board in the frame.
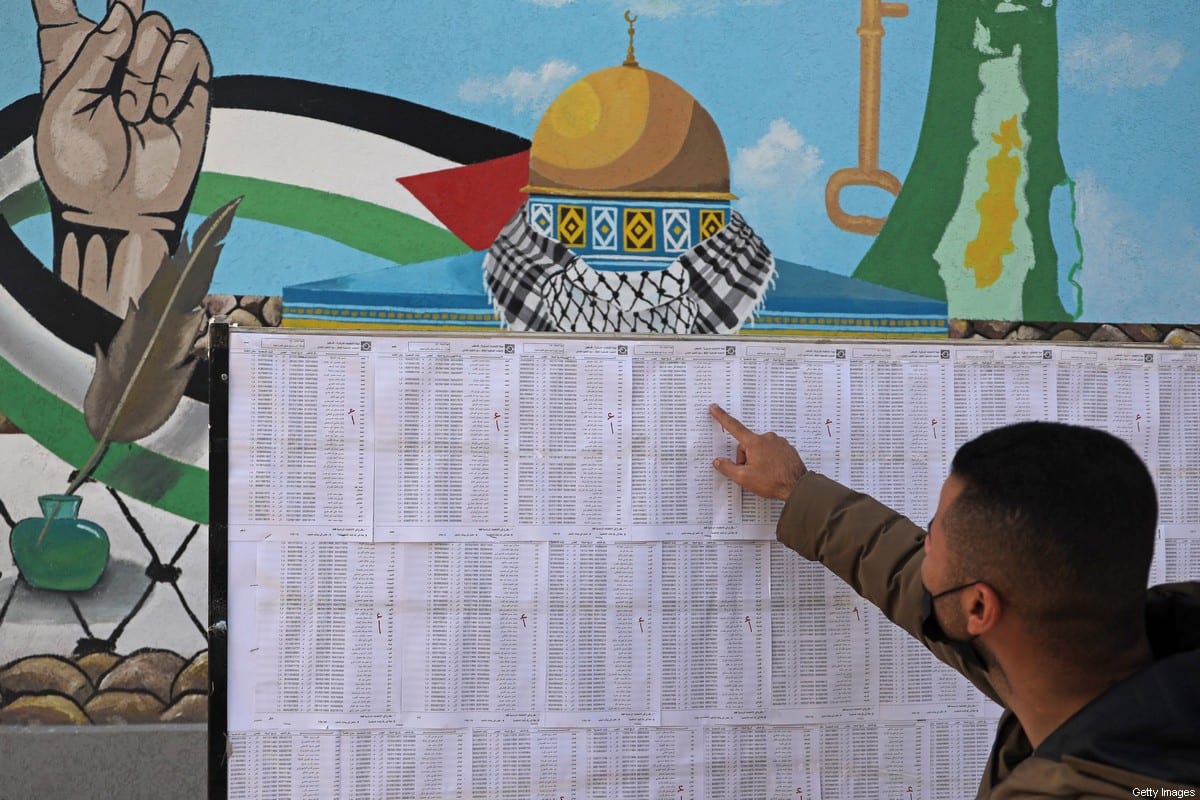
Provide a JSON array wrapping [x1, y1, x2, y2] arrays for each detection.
[[209, 326, 1199, 799]]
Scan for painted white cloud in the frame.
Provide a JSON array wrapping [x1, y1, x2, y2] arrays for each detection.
[[526, 0, 574, 6], [731, 120, 825, 262], [1073, 169, 1200, 321], [733, 119, 823, 194], [1062, 30, 1184, 91], [457, 60, 579, 116]]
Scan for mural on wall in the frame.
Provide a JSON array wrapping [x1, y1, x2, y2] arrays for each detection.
[[0, 0, 238, 723], [285, 9, 946, 338], [481, 14, 778, 334], [853, 0, 1078, 322], [0, 0, 1196, 724]]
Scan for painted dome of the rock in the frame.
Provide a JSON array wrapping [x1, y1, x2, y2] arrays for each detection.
[[527, 64, 734, 199]]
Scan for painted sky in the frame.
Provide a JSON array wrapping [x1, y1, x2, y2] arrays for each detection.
[[1, 1, 1196, 321]]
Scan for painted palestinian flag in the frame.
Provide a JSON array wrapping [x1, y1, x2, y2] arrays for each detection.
[[0, 76, 531, 523]]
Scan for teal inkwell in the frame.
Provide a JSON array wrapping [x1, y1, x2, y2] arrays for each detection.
[[10, 494, 109, 591]]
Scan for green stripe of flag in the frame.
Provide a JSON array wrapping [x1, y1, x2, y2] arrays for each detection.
[[2, 174, 474, 266], [0, 354, 208, 523], [190, 173, 472, 264], [0, 182, 46, 225]]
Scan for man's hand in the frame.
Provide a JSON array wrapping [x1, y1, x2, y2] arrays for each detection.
[[710, 404, 807, 501], [34, 0, 212, 314]]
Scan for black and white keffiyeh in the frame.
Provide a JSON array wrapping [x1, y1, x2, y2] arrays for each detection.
[[483, 204, 775, 334]]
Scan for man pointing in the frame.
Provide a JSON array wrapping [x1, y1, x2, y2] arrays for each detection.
[[709, 404, 1199, 797]]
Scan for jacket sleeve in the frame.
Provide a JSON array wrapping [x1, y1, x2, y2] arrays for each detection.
[[775, 470, 1001, 705]]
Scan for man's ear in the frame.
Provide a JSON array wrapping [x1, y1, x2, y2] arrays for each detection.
[[964, 582, 1003, 637]]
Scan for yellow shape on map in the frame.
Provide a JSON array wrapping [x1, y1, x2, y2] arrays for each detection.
[[965, 115, 1023, 288]]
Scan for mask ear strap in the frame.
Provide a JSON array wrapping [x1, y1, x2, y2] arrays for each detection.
[[930, 580, 980, 602], [920, 586, 990, 673]]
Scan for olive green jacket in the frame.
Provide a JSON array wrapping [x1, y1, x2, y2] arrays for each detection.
[[777, 471, 1200, 798]]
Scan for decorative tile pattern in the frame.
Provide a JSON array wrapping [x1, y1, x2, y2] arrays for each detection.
[[557, 205, 587, 247], [592, 206, 619, 251], [700, 208, 726, 240], [529, 202, 554, 237], [623, 208, 655, 252], [663, 209, 692, 252]]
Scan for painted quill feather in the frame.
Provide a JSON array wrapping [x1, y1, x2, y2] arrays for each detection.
[[67, 197, 242, 497]]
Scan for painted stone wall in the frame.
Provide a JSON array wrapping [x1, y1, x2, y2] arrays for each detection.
[[0, 0, 1196, 724]]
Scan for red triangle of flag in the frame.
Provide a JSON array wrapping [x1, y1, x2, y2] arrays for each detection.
[[398, 150, 530, 251]]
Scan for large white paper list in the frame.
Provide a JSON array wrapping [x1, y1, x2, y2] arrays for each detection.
[[1156, 351, 1200, 525], [769, 545, 874, 720], [229, 336, 373, 541], [225, 332, 1189, 799]]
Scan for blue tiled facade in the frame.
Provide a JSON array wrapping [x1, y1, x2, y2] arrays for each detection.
[[527, 195, 732, 271]]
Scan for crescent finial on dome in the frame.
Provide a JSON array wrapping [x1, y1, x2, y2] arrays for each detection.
[[623, 10, 639, 67]]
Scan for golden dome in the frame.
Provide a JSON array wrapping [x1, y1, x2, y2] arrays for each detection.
[[527, 64, 735, 200]]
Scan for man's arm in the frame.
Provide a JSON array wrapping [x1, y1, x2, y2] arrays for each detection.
[[708, 403, 927, 617], [710, 404, 999, 703], [776, 470, 928, 629]]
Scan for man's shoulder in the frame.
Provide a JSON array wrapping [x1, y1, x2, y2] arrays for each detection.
[[1031, 648, 1200, 791], [1147, 582, 1200, 657], [992, 752, 1199, 798]]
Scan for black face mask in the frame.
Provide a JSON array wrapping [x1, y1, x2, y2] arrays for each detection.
[[920, 581, 988, 673]]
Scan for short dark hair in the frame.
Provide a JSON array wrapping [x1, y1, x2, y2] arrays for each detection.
[[945, 421, 1157, 659]]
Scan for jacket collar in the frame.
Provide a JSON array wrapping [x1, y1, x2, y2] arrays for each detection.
[[1033, 586, 1200, 786]]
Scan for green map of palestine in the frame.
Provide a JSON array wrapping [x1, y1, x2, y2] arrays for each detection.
[[854, 0, 1078, 321]]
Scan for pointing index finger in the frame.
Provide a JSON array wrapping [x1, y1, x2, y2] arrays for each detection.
[[709, 404, 755, 443]]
